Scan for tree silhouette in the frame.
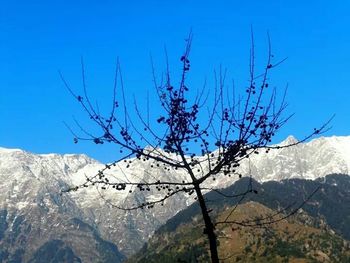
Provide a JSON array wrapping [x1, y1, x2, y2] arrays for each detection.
[[61, 33, 329, 263]]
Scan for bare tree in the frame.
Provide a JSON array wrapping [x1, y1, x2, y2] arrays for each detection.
[[61, 33, 329, 263]]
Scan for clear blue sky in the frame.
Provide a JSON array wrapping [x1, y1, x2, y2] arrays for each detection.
[[1, 1, 349, 162]]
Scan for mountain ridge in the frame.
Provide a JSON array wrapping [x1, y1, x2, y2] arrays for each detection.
[[0, 135, 349, 260], [128, 199, 350, 263]]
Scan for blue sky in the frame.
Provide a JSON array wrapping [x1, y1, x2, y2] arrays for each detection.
[[1, 1, 349, 162]]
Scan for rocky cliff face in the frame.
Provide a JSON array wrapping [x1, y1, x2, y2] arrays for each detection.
[[244, 135, 350, 182], [0, 135, 349, 260], [0, 149, 124, 262]]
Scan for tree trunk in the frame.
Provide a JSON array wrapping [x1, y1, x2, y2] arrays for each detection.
[[194, 184, 219, 263]]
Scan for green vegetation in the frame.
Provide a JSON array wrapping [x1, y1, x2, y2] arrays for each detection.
[[128, 199, 350, 263], [157, 175, 350, 241]]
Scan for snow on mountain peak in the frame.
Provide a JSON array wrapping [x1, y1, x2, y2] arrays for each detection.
[[249, 135, 350, 181], [0, 135, 350, 255], [280, 135, 299, 145], [0, 146, 22, 153], [1, 135, 350, 186]]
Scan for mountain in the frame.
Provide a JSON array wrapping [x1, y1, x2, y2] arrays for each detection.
[[155, 174, 350, 241], [0, 135, 349, 260], [0, 147, 191, 259], [128, 201, 350, 263], [234, 135, 350, 182], [129, 174, 350, 262], [0, 148, 125, 262]]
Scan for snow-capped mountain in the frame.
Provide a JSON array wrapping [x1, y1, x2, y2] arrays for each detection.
[[0, 148, 125, 262], [0, 135, 349, 261], [245, 135, 350, 182]]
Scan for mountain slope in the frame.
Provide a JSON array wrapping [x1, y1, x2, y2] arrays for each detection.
[[157, 174, 350, 243], [128, 201, 350, 263], [233, 135, 350, 182], [0, 149, 125, 262], [0, 135, 349, 258]]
